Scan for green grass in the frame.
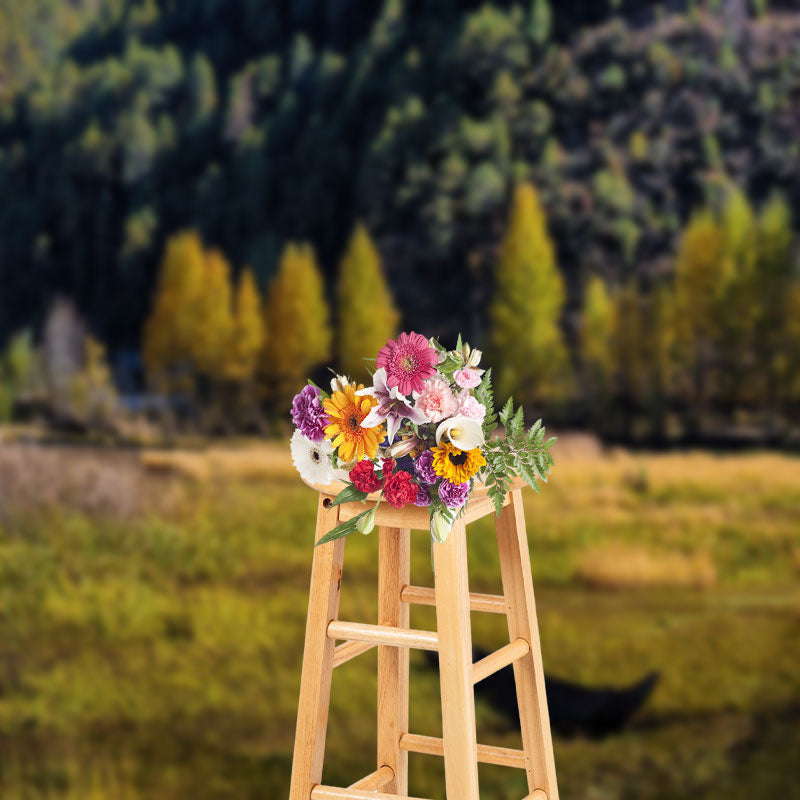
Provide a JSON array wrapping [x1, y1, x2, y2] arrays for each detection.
[[0, 446, 799, 798]]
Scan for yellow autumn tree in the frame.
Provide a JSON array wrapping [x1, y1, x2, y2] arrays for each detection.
[[336, 223, 399, 380], [262, 242, 332, 404], [489, 182, 572, 408], [579, 275, 615, 417], [226, 268, 265, 381], [672, 210, 727, 431], [142, 230, 206, 390], [191, 248, 235, 380], [716, 187, 759, 406], [753, 193, 795, 418]]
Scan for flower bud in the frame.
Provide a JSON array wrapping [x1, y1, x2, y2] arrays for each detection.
[[356, 507, 376, 535], [448, 349, 465, 363], [430, 511, 453, 544], [466, 348, 482, 368], [330, 374, 350, 393]]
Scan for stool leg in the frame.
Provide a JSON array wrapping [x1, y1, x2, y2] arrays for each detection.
[[377, 526, 411, 794], [289, 496, 346, 800], [496, 489, 559, 800], [433, 519, 480, 800]]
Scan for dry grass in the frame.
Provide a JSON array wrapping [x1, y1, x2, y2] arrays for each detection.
[[0, 443, 178, 519], [576, 544, 718, 589], [140, 443, 294, 482]]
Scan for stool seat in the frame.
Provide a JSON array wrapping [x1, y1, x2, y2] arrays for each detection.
[[301, 476, 527, 530], [288, 485, 559, 800]]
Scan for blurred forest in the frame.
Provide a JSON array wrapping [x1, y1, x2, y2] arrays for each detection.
[[1, 0, 800, 441]]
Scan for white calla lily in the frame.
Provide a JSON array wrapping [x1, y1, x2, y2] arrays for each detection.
[[435, 415, 484, 450]]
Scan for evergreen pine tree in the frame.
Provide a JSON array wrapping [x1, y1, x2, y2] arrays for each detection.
[[226, 268, 265, 382], [717, 186, 758, 407], [579, 275, 614, 420], [335, 223, 399, 380], [755, 193, 796, 420], [142, 230, 206, 390], [262, 242, 332, 405], [672, 210, 726, 432], [489, 182, 572, 409], [192, 248, 234, 380]]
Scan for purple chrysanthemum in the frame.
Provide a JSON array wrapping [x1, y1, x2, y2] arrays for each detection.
[[438, 479, 470, 509], [291, 384, 329, 442], [413, 484, 432, 507], [414, 450, 437, 485]]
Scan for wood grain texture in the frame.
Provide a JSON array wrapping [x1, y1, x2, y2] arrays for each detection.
[[329, 476, 522, 530], [399, 733, 527, 769], [327, 620, 437, 651], [347, 765, 394, 791], [496, 489, 559, 800], [377, 526, 411, 794], [433, 519, 480, 800], [288, 495, 346, 800], [400, 584, 507, 613], [311, 786, 431, 800], [472, 637, 530, 684], [332, 640, 375, 668]]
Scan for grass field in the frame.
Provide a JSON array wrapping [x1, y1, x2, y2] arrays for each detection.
[[0, 438, 799, 799]]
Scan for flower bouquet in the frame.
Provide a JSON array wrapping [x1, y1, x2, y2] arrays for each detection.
[[290, 332, 556, 546]]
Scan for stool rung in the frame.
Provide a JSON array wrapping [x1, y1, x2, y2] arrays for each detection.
[[525, 791, 548, 800], [400, 584, 507, 614], [311, 786, 431, 800], [332, 640, 375, 668], [472, 637, 530, 684], [399, 733, 527, 769], [347, 765, 394, 790], [327, 620, 438, 651]]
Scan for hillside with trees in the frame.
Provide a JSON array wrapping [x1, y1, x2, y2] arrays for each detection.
[[1, 0, 799, 439]]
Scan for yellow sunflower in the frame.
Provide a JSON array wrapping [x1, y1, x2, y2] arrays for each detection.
[[323, 383, 384, 462], [431, 442, 486, 484]]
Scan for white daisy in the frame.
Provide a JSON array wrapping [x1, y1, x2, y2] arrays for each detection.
[[290, 429, 336, 485]]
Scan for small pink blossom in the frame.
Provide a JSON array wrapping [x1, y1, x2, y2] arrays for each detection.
[[454, 367, 482, 389], [415, 377, 458, 423], [457, 392, 486, 424]]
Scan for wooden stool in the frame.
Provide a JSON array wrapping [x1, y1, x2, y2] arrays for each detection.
[[289, 481, 559, 800]]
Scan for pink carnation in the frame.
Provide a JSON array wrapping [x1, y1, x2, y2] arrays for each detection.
[[454, 367, 482, 389], [376, 332, 438, 396], [415, 377, 458, 423], [457, 392, 486, 424]]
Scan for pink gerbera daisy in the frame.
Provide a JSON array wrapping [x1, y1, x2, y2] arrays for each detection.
[[376, 332, 438, 395]]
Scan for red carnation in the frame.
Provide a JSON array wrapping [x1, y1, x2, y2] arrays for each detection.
[[349, 459, 383, 493], [381, 458, 396, 478], [383, 470, 417, 509]]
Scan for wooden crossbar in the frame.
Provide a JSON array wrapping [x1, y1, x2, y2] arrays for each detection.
[[472, 637, 530, 684], [398, 733, 527, 769], [332, 640, 375, 668], [327, 620, 438, 651], [400, 584, 507, 614], [311, 787, 431, 800], [347, 765, 394, 790]]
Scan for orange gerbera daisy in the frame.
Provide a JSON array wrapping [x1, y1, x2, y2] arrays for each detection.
[[323, 383, 384, 463]]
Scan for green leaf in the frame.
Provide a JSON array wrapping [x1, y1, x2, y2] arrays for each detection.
[[307, 378, 330, 399], [315, 510, 374, 546], [510, 405, 524, 437], [330, 484, 369, 507], [499, 397, 514, 425]]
